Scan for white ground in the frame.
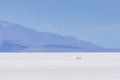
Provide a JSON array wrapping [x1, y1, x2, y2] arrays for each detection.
[[0, 53, 120, 80]]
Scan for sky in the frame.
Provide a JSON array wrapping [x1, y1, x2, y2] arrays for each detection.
[[0, 0, 120, 48]]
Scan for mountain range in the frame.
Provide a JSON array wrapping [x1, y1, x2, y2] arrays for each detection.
[[0, 20, 119, 52]]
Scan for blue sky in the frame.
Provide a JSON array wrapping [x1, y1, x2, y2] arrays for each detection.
[[0, 0, 120, 48]]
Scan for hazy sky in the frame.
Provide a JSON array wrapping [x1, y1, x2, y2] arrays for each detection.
[[0, 0, 120, 48]]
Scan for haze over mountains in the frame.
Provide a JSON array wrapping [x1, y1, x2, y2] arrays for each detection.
[[0, 20, 119, 52]]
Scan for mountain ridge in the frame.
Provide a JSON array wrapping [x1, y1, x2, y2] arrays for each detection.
[[0, 20, 119, 52]]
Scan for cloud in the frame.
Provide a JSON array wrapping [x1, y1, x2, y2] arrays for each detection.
[[93, 25, 120, 32], [40, 22, 76, 36], [72, 25, 120, 48], [39, 22, 60, 33]]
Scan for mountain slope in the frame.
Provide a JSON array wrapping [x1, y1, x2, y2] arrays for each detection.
[[0, 20, 119, 52], [0, 41, 27, 52]]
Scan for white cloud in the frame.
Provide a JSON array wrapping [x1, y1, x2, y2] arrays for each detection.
[[41, 22, 59, 31]]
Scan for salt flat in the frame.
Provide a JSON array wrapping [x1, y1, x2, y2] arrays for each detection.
[[0, 53, 120, 80]]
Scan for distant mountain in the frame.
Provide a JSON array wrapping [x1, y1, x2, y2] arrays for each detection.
[[0, 40, 27, 52], [0, 20, 119, 52]]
